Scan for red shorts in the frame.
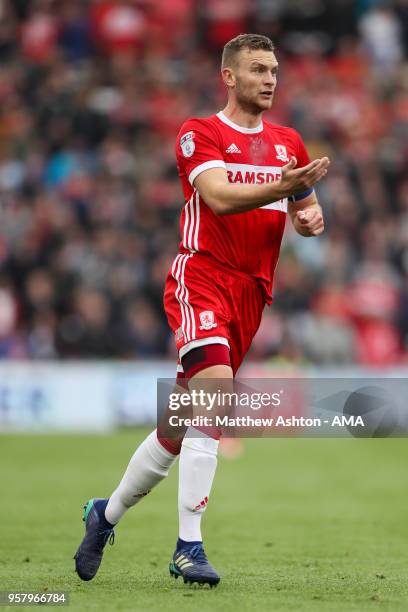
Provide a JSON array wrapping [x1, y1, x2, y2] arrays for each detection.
[[164, 253, 265, 375]]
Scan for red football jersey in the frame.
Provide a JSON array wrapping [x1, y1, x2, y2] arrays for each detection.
[[175, 111, 311, 302]]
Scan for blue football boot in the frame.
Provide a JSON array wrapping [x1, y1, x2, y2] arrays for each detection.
[[74, 499, 115, 581], [169, 543, 220, 587]]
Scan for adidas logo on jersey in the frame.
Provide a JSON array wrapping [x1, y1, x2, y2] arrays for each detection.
[[225, 143, 241, 154]]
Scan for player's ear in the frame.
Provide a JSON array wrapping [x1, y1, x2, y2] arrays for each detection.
[[222, 67, 236, 88]]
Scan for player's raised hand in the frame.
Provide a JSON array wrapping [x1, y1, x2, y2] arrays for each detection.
[[296, 208, 324, 236], [280, 156, 330, 195]]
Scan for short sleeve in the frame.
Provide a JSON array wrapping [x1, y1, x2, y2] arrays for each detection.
[[176, 119, 226, 186], [293, 129, 311, 169]]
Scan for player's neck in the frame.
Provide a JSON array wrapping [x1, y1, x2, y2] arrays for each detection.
[[221, 104, 263, 129]]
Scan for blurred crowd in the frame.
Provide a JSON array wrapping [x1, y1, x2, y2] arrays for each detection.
[[0, 0, 407, 365]]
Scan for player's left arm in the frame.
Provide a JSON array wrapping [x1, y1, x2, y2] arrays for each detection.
[[287, 130, 326, 237], [288, 190, 324, 237]]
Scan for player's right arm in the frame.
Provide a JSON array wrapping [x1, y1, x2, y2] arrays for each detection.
[[194, 156, 329, 216]]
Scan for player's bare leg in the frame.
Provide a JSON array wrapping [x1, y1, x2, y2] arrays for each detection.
[[170, 364, 233, 587]]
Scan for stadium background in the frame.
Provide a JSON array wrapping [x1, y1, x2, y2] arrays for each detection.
[[1, 2, 408, 610], [0, 0, 406, 367]]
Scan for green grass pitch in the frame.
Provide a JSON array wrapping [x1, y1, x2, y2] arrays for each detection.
[[1, 430, 407, 611]]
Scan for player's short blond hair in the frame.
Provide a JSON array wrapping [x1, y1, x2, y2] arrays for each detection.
[[221, 34, 275, 69]]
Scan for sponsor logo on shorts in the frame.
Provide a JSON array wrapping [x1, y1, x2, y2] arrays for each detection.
[[199, 310, 217, 330], [180, 131, 195, 158]]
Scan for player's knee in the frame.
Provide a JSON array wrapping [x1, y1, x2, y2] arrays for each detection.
[[156, 435, 183, 455]]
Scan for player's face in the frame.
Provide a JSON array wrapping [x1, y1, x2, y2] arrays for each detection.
[[230, 49, 279, 114]]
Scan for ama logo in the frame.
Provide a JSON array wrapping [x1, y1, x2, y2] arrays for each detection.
[[342, 386, 399, 438]]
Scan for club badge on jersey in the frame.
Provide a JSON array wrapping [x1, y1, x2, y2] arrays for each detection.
[[274, 144, 289, 162], [180, 131, 195, 158]]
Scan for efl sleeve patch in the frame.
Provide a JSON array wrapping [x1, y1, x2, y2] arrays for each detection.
[[180, 131, 195, 158], [176, 119, 225, 185]]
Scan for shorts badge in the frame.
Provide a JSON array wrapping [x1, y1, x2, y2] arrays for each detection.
[[199, 310, 217, 330]]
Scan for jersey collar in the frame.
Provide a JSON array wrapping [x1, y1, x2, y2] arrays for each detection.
[[216, 111, 263, 134]]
